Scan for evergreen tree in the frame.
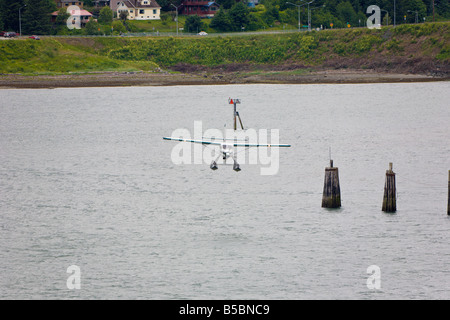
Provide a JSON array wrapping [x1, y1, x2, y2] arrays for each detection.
[[216, 0, 236, 10], [21, 0, 56, 35], [210, 9, 233, 32], [154, 0, 183, 12], [54, 7, 70, 32], [324, 0, 340, 16], [0, 0, 26, 32], [0, 0, 4, 30], [228, 2, 250, 31], [336, 1, 357, 26], [184, 15, 204, 33]]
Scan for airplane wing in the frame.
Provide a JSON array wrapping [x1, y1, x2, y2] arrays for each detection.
[[163, 137, 291, 147], [163, 137, 222, 146], [233, 143, 291, 147]]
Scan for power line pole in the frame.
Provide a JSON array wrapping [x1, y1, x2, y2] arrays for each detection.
[[432, 0, 435, 22], [19, 5, 27, 37], [394, 0, 396, 27]]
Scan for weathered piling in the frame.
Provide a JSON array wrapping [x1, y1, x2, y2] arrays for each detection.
[[382, 163, 396, 212], [322, 160, 341, 208], [448, 170, 449, 215]]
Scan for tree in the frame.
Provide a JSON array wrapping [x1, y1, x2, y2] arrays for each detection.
[[119, 11, 129, 23], [324, 0, 340, 17], [155, 0, 183, 12], [313, 10, 338, 29], [228, 2, 250, 31], [184, 15, 204, 33], [98, 6, 113, 25], [0, 0, 26, 32], [53, 7, 70, 33], [336, 1, 358, 26], [0, 0, 4, 30], [217, 0, 236, 10], [22, 0, 56, 35], [262, 3, 280, 26], [247, 12, 267, 31], [210, 9, 233, 32]]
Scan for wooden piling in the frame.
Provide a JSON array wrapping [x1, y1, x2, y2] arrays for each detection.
[[382, 163, 396, 212], [322, 160, 341, 208]]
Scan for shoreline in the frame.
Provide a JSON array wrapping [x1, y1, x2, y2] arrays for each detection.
[[0, 69, 448, 89]]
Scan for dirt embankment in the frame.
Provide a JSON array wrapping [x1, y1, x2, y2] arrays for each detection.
[[0, 64, 446, 89]]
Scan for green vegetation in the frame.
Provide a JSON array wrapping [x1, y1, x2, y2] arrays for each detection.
[[105, 22, 449, 67], [0, 38, 158, 74], [0, 22, 448, 75]]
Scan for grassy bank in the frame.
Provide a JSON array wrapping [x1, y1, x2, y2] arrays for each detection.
[[0, 22, 448, 76]]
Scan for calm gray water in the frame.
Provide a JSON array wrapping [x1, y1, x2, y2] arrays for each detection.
[[0, 83, 449, 300]]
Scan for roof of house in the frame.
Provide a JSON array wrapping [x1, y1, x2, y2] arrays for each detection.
[[52, 9, 93, 16], [119, 0, 161, 9]]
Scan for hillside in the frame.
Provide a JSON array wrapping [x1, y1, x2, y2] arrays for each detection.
[[0, 22, 449, 87]]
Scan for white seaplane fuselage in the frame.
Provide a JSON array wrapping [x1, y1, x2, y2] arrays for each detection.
[[221, 143, 233, 160]]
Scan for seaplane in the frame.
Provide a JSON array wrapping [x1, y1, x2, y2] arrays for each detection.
[[163, 98, 291, 172]]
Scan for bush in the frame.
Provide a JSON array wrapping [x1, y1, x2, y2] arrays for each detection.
[[112, 20, 127, 34], [84, 20, 103, 35], [294, 35, 319, 59], [247, 12, 267, 31]]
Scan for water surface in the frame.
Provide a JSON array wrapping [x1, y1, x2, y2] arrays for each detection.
[[0, 83, 449, 299]]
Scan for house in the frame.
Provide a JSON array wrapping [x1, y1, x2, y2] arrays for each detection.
[[180, 1, 219, 17], [54, 0, 84, 9], [51, 9, 93, 28], [92, 0, 110, 6], [116, 0, 161, 20], [247, 0, 259, 8], [110, 1, 121, 12]]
